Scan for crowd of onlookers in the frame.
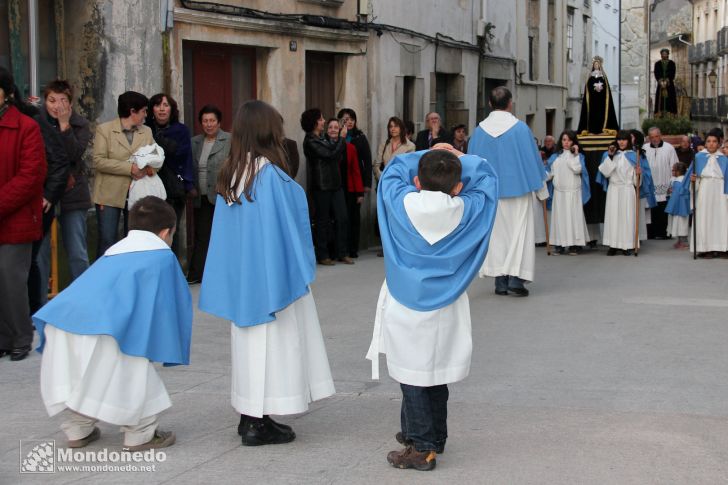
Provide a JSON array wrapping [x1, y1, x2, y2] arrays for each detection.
[[1, 62, 476, 360]]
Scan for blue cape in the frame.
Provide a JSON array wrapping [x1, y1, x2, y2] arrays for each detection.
[[679, 152, 728, 197], [665, 179, 690, 217], [467, 122, 546, 198], [199, 163, 315, 327], [33, 249, 192, 366], [378, 151, 499, 311], [545, 151, 591, 210], [596, 150, 657, 208]]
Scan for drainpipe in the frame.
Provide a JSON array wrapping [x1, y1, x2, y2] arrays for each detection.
[[28, 0, 39, 97]]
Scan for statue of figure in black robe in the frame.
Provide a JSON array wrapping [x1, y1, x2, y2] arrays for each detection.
[[577, 56, 619, 136], [654, 48, 677, 116]]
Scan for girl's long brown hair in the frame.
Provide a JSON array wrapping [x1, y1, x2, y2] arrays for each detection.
[[216, 100, 290, 203]]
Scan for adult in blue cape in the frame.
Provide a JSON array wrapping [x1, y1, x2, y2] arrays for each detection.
[[199, 100, 334, 447], [468, 86, 548, 296], [33, 196, 191, 451], [366, 146, 498, 470], [678, 129, 728, 256], [545, 130, 591, 254]]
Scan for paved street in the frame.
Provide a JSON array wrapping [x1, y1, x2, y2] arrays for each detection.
[[3, 240, 728, 484]]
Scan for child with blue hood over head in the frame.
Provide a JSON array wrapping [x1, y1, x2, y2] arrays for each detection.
[[366, 144, 498, 471]]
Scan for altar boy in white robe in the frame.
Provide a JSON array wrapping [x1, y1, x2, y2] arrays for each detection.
[[545, 130, 591, 254], [468, 86, 548, 297], [34, 196, 192, 450], [679, 129, 728, 257], [367, 146, 498, 471]]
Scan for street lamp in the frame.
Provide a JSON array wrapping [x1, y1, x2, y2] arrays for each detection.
[[708, 69, 718, 89]]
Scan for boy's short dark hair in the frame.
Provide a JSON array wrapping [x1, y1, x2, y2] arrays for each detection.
[[128, 196, 176, 234], [418, 149, 462, 194], [300, 108, 322, 133], [489, 86, 512, 110], [117, 91, 149, 118]]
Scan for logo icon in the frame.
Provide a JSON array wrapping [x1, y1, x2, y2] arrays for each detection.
[[20, 440, 55, 474]]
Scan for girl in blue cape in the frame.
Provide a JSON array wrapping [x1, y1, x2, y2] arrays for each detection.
[[680, 129, 728, 257], [546, 130, 591, 255], [597, 131, 653, 255], [199, 100, 335, 446], [34, 196, 192, 451], [366, 145, 498, 471]]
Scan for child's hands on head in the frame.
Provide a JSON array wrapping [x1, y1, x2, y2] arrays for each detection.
[[431, 142, 464, 158]]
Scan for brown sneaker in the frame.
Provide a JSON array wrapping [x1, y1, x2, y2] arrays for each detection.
[[317, 258, 335, 266], [125, 430, 176, 451], [67, 427, 100, 448], [337, 257, 355, 265], [386, 445, 436, 471]]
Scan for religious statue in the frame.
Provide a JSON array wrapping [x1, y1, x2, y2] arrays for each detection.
[[654, 48, 677, 116], [577, 56, 619, 136]]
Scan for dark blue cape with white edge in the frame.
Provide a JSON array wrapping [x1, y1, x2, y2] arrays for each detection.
[[467, 122, 546, 198], [378, 151, 499, 312], [199, 163, 315, 327], [545, 151, 591, 210], [596, 150, 657, 208], [678, 151, 728, 199], [665, 179, 690, 217], [33, 249, 193, 366]]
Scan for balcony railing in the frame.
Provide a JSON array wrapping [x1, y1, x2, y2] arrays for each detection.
[[718, 95, 728, 118], [691, 97, 719, 118], [705, 40, 718, 60], [689, 42, 705, 64]]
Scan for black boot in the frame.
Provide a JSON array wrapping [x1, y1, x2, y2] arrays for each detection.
[[240, 415, 295, 446]]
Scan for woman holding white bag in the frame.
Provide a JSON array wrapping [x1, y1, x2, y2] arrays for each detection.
[[128, 143, 167, 208]]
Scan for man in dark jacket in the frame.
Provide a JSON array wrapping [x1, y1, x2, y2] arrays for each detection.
[[415, 112, 451, 150], [35, 81, 93, 308], [301, 108, 351, 266]]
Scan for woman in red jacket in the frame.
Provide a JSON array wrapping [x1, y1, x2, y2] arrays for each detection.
[[0, 67, 47, 361]]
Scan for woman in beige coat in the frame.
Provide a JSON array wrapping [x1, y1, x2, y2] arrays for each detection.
[[374, 117, 415, 184], [92, 91, 154, 258]]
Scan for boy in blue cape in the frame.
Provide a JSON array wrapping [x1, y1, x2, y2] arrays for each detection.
[[367, 146, 498, 471], [665, 162, 690, 248], [34, 196, 192, 450]]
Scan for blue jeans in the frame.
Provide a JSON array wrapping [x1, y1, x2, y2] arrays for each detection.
[[36, 209, 91, 307], [495, 275, 526, 292], [96, 204, 127, 259], [400, 383, 448, 452]]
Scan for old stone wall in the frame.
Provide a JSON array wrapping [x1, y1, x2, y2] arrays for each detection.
[[621, 0, 649, 130]]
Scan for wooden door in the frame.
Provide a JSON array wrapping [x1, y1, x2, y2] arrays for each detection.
[[305, 52, 335, 117], [189, 42, 256, 134]]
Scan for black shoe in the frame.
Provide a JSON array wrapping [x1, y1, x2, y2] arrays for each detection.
[[395, 432, 445, 454], [263, 415, 293, 433], [186, 277, 201, 285], [10, 345, 31, 361], [607, 248, 617, 256], [622, 249, 633, 256], [495, 289, 509, 296], [568, 246, 581, 255], [349, 252, 359, 259], [507, 287, 529, 297], [535, 242, 547, 247], [240, 416, 295, 446], [587, 240, 598, 249]]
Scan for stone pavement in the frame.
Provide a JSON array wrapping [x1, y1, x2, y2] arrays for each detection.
[[2, 240, 728, 484]]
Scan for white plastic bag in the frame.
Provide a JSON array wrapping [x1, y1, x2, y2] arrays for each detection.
[[128, 143, 167, 207]]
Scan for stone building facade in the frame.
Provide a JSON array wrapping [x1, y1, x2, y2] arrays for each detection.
[[621, 0, 650, 130]]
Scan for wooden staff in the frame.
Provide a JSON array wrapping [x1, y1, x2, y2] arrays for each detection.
[[692, 177, 697, 260], [542, 199, 551, 256], [634, 152, 641, 257]]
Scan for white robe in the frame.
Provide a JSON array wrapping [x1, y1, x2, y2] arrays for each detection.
[[690, 154, 728, 252], [366, 190, 472, 387], [667, 175, 689, 238], [599, 152, 643, 250], [643, 142, 679, 203], [533, 192, 548, 244], [40, 232, 173, 426], [231, 290, 335, 418], [548, 152, 589, 246]]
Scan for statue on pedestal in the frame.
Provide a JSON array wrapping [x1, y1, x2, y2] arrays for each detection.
[[578, 56, 619, 136]]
